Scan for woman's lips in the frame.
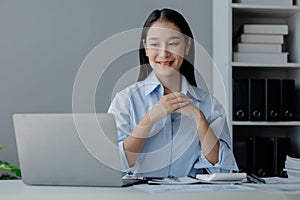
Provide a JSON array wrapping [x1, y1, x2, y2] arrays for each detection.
[[157, 61, 174, 67]]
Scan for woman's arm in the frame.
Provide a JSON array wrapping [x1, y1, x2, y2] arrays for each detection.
[[122, 113, 154, 167], [194, 111, 220, 165], [175, 104, 220, 165]]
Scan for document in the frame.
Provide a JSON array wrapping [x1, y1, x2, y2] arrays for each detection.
[[146, 173, 247, 185], [264, 177, 300, 184], [285, 155, 300, 178], [134, 184, 256, 193], [147, 176, 201, 185], [243, 183, 300, 194]]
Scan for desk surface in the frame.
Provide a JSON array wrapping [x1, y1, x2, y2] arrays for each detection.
[[0, 180, 299, 200]]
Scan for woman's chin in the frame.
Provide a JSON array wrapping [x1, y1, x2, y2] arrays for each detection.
[[155, 65, 180, 76]]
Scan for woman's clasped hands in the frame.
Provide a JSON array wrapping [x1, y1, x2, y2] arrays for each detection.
[[148, 92, 203, 124]]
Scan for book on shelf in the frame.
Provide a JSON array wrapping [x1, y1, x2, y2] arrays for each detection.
[[243, 24, 288, 35], [234, 137, 290, 177], [233, 52, 288, 64], [236, 43, 282, 53], [236, 0, 293, 6], [240, 34, 284, 44]]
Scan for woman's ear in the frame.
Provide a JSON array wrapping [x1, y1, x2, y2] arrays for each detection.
[[185, 37, 192, 55], [143, 39, 148, 57]]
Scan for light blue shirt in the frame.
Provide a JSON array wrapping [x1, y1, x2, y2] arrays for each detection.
[[108, 72, 238, 177]]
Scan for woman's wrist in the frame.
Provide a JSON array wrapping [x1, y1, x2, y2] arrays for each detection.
[[128, 113, 154, 140], [139, 112, 155, 128], [192, 109, 206, 124]]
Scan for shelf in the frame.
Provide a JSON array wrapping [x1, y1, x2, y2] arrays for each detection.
[[233, 121, 300, 126], [213, 0, 300, 156], [232, 3, 300, 18], [232, 62, 300, 68]]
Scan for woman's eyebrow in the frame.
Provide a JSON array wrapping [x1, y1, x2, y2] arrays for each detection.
[[147, 36, 181, 41], [147, 37, 159, 41], [168, 36, 181, 40]]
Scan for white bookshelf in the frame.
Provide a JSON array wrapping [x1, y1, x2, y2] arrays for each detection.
[[232, 62, 300, 68], [232, 3, 300, 18], [213, 0, 300, 156], [233, 121, 300, 126]]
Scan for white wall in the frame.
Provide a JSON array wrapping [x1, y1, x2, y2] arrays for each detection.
[[0, 0, 212, 167]]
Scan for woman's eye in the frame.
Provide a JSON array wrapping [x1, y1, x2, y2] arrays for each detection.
[[169, 42, 179, 46], [150, 43, 159, 47]]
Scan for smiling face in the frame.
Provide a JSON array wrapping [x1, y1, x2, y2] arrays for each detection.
[[144, 21, 191, 79]]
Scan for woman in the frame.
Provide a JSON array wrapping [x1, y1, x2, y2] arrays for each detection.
[[108, 8, 238, 178]]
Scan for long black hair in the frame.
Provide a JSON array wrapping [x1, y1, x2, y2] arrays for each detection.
[[138, 8, 197, 87]]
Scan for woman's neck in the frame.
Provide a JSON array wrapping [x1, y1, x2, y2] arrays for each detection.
[[157, 74, 181, 95]]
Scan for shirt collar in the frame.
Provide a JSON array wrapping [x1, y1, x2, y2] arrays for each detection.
[[144, 71, 162, 96], [181, 75, 203, 101], [144, 71, 203, 102]]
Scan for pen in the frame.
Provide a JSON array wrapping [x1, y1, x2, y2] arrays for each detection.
[[142, 177, 164, 181], [123, 175, 164, 181], [250, 173, 266, 184], [247, 173, 266, 184], [167, 175, 180, 182]]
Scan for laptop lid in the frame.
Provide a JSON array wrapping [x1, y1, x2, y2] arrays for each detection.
[[13, 113, 131, 187]]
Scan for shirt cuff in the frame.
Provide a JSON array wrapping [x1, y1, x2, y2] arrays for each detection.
[[193, 140, 238, 173], [118, 141, 135, 174]]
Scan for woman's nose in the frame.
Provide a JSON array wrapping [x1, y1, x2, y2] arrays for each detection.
[[159, 47, 170, 58]]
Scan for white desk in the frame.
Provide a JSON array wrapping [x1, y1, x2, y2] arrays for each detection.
[[0, 180, 299, 200]]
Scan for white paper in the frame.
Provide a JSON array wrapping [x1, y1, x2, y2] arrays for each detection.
[[134, 184, 256, 193], [147, 174, 247, 185], [264, 177, 300, 184], [243, 183, 300, 194], [147, 177, 201, 185]]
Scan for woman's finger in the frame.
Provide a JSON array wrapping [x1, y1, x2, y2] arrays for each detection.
[[168, 97, 192, 105]]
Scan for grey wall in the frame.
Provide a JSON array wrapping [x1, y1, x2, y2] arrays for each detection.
[[0, 0, 212, 167]]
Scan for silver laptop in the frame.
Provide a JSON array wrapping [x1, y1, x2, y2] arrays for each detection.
[[13, 113, 139, 187]]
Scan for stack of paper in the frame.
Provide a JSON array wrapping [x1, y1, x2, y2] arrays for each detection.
[[145, 173, 247, 185], [285, 155, 300, 178], [233, 24, 289, 64]]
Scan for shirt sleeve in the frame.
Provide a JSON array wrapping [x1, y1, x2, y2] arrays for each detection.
[[193, 97, 239, 173], [108, 92, 133, 173]]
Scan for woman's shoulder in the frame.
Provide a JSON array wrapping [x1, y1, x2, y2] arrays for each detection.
[[113, 80, 147, 98], [189, 86, 226, 117], [189, 85, 210, 101], [189, 85, 223, 106]]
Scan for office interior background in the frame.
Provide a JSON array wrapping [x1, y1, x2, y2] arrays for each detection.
[[0, 0, 212, 168]]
